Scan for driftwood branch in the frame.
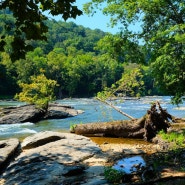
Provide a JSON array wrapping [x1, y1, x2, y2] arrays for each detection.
[[96, 97, 135, 120]]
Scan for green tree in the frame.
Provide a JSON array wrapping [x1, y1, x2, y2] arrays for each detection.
[[15, 73, 58, 111], [46, 48, 67, 98], [115, 64, 145, 97], [0, 0, 82, 61], [0, 52, 17, 95], [15, 47, 47, 84], [84, 0, 185, 104], [63, 53, 97, 96], [95, 34, 145, 63], [94, 54, 123, 90], [142, 65, 161, 96], [62, 53, 123, 97], [97, 63, 145, 99]]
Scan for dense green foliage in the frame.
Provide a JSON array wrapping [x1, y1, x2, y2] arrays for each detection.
[[84, 0, 185, 104], [159, 130, 185, 148], [15, 73, 58, 111], [0, 9, 169, 99], [0, 0, 82, 61], [0, 13, 125, 98], [111, 64, 145, 97], [104, 166, 124, 183], [0, 1, 184, 103]]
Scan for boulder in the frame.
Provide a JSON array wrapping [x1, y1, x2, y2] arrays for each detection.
[[0, 132, 103, 185], [21, 131, 66, 149], [0, 138, 20, 173], [0, 105, 43, 124], [0, 103, 83, 124], [44, 103, 84, 119]]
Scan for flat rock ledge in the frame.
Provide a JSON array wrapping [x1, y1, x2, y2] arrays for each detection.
[[0, 131, 108, 185], [1, 131, 184, 185], [0, 103, 84, 124], [0, 138, 20, 174]]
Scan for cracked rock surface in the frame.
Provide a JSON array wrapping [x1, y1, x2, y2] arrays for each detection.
[[0, 131, 107, 185]]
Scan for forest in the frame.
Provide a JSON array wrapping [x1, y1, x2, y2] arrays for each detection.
[[0, 0, 184, 105], [0, 11, 161, 99], [0, 1, 185, 184]]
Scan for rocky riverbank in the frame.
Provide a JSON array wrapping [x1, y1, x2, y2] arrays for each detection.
[[0, 130, 185, 185], [0, 131, 108, 185], [0, 103, 84, 124]]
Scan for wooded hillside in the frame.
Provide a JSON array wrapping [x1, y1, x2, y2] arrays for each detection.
[[0, 12, 164, 98]]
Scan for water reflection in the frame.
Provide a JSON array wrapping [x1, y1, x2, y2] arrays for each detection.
[[90, 137, 149, 145], [113, 156, 146, 174]]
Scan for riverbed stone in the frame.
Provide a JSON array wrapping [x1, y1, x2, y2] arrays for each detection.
[[1, 130, 184, 185], [46, 103, 84, 117], [0, 103, 83, 124], [21, 131, 66, 149], [0, 138, 20, 173], [0, 104, 43, 124], [0, 132, 103, 185]]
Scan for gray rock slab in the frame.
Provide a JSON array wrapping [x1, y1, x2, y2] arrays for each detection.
[[0, 138, 20, 172], [1, 132, 102, 185], [0, 103, 83, 124], [21, 131, 66, 149], [0, 105, 43, 124], [47, 103, 84, 117]]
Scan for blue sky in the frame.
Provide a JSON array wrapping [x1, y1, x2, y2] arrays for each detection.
[[52, 0, 142, 35], [53, 1, 121, 34]]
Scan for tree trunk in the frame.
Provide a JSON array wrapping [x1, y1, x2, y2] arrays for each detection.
[[72, 119, 145, 138], [72, 102, 177, 141]]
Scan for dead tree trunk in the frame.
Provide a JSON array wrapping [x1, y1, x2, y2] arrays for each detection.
[[72, 102, 175, 141], [96, 97, 135, 120], [72, 119, 145, 138]]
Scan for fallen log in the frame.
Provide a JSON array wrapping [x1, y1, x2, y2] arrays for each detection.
[[72, 102, 179, 141], [72, 120, 145, 138]]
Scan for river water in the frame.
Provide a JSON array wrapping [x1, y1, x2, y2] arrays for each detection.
[[0, 96, 185, 140]]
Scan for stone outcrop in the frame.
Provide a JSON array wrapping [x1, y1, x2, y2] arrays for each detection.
[[0, 103, 83, 124], [0, 138, 20, 173], [0, 131, 106, 185], [0, 131, 185, 185]]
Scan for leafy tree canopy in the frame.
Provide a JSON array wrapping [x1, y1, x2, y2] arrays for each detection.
[[0, 0, 82, 61], [15, 73, 58, 111], [0, 10, 162, 99], [97, 63, 145, 100], [84, 0, 185, 104]]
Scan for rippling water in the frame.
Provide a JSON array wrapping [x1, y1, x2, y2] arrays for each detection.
[[0, 96, 185, 140]]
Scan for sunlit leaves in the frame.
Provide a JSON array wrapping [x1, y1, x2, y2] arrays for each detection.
[[115, 64, 145, 97], [95, 34, 145, 63], [15, 73, 58, 111], [85, 0, 185, 103], [97, 63, 145, 99], [97, 87, 114, 101]]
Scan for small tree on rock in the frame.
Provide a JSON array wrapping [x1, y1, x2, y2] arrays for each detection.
[[15, 73, 58, 112]]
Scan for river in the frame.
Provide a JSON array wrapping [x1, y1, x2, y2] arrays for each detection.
[[0, 96, 185, 140]]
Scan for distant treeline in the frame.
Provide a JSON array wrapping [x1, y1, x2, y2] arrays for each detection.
[[0, 12, 163, 98]]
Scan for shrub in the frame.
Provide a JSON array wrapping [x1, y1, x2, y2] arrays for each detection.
[[104, 166, 124, 184], [15, 73, 58, 111], [159, 130, 185, 148]]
